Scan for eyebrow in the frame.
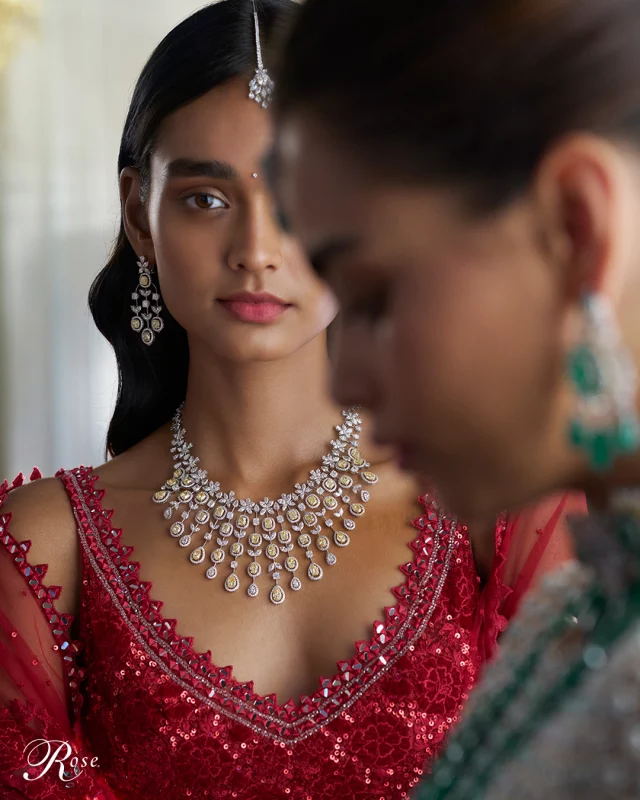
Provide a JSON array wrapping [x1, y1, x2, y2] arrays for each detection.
[[166, 158, 239, 181], [309, 237, 359, 278]]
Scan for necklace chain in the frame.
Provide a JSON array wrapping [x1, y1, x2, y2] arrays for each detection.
[[153, 406, 379, 605]]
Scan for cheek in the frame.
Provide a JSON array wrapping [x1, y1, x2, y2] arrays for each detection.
[[285, 239, 339, 328], [150, 196, 223, 292], [318, 285, 340, 329], [392, 259, 560, 436]]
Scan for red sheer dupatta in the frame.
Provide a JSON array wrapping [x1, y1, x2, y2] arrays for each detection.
[[0, 472, 119, 799], [473, 491, 588, 665]]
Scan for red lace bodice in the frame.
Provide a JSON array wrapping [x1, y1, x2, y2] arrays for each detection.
[[0, 468, 584, 799]]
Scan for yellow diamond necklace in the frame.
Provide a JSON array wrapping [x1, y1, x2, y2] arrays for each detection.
[[153, 406, 379, 605]]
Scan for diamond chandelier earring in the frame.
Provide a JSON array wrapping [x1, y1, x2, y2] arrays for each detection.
[[131, 255, 164, 346], [248, 0, 274, 108], [567, 290, 640, 471]]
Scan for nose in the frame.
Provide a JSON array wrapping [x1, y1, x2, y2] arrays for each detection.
[[227, 197, 282, 273]]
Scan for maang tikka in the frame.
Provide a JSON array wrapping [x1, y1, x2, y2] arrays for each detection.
[[248, 0, 274, 108], [131, 255, 164, 346]]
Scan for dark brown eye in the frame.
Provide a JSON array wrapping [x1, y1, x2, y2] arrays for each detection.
[[186, 193, 226, 210]]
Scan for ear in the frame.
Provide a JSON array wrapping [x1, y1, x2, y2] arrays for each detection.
[[533, 134, 622, 303], [120, 167, 155, 262]]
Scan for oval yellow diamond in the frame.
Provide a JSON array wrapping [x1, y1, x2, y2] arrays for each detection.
[[266, 543, 279, 559], [211, 549, 225, 563]]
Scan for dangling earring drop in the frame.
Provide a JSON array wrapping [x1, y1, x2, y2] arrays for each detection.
[[131, 255, 164, 346], [567, 291, 639, 470]]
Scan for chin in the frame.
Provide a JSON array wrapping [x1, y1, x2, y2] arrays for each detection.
[[217, 335, 303, 364]]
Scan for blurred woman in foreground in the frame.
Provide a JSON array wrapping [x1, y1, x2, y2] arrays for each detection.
[[276, 0, 640, 796]]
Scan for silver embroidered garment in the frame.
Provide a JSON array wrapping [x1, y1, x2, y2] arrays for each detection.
[[458, 503, 640, 800]]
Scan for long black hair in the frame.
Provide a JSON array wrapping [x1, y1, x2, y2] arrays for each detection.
[[90, 0, 293, 458], [277, 0, 640, 211]]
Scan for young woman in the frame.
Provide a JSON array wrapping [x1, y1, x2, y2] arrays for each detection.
[[0, 2, 583, 798], [275, 0, 640, 797]]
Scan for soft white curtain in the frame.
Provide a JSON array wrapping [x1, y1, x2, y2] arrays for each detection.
[[0, 0, 213, 478]]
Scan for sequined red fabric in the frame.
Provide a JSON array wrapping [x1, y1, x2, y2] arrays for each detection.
[[0, 468, 583, 799]]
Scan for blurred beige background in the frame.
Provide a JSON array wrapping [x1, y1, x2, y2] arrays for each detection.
[[0, 1, 214, 478]]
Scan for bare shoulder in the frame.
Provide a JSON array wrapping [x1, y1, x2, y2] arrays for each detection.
[[1, 476, 81, 616]]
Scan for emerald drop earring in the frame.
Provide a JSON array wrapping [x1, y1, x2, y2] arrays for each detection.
[[567, 291, 639, 471]]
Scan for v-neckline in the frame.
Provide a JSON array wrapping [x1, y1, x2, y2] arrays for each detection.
[[65, 465, 458, 742]]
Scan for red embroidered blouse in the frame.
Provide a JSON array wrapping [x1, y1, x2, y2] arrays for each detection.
[[0, 467, 585, 799]]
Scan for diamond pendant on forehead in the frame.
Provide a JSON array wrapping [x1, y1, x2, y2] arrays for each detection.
[[153, 405, 379, 605]]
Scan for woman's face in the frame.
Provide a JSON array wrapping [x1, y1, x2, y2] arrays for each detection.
[[276, 116, 640, 519], [123, 76, 337, 364]]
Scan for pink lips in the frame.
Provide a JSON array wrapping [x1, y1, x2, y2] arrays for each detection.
[[218, 292, 291, 324]]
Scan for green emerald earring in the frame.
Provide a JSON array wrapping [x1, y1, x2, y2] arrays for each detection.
[[567, 291, 639, 471]]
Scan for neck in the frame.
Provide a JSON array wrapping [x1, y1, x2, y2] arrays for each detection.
[[178, 335, 344, 495]]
